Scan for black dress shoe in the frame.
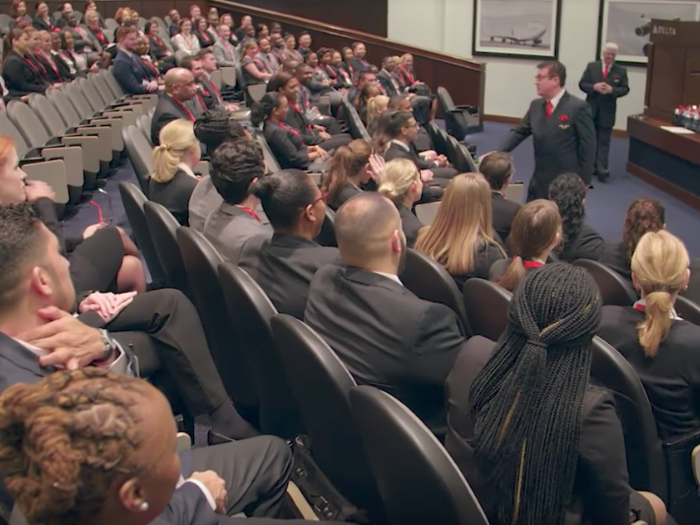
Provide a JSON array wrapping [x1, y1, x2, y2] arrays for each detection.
[[597, 171, 610, 182]]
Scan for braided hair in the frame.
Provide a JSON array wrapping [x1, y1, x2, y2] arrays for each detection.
[[0, 368, 152, 525], [193, 109, 248, 153], [469, 263, 602, 525], [548, 173, 586, 260]]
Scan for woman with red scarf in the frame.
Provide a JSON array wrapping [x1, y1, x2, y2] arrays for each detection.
[[194, 17, 214, 49], [316, 47, 348, 90], [1, 28, 48, 98], [85, 10, 109, 50], [9, 0, 31, 30], [144, 21, 176, 73], [31, 2, 55, 32]]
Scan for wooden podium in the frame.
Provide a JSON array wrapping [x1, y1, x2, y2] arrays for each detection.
[[627, 20, 700, 210]]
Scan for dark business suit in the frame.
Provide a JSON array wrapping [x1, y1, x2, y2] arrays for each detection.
[[50, 51, 75, 81], [149, 170, 199, 226], [500, 91, 596, 201], [262, 120, 311, 170], [199, 78, 224, 110], [31, 15, 55, 32], [682, 258, 700, 306], [445, 335, 648, 525], [152, 94, 193, 145], [599, 305, 700, 439], [328, 184, 362, 211], [113, 49, 151, 95], [239, 234, 340, 320], [304, 265, 467, 431], [202, 202, 273, 265], [1, 51, 48, 98], [377, 68, 401, 97], [491, 191, 521, 241], [35, 53, 63, 84], [559, 223, 604, 263], [397, 203, 424, 248], [384, 141, 457, 182], [579, 61, 629, 177], [284, 103, 351, 152]]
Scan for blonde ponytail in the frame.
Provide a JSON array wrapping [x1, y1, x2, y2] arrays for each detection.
[[367, 95, 389, 126], [637, 290, 674, 358], [151, 119, 199, 184], [378, 158, 419, 203]]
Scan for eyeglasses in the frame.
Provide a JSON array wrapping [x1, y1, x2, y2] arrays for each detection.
[[310, 191, 328, 206], [534, 74, 553, 81]]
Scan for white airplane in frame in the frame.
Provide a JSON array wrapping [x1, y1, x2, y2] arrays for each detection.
[[489, 22, 546, 47]]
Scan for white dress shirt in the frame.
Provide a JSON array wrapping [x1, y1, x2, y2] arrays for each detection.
[[373, 271, 403, 286], [548, 88, 566, 111]]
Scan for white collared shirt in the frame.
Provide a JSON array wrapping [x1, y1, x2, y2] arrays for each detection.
[[178, 162, 197, 179], [373, 271, 403, 286], [548, 88, 566, 111], [390, 139, 410, 152]]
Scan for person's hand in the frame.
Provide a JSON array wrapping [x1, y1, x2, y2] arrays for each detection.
[[225, 102, 240, 111], [20, 95, 30, 102], [90, 63, 99, 73], [419, 150, 438, 161], [79, 292, 137, 323], [594, 82, 607, 94], [312, 124, 326, 132], [188, 471, 227, 514], [24, 180, 55, 202], [16, 307, 106, 370], [368, 154, 385, 181], [602, 83, 613, 94], [420, 169, 434, 182], [83, 222, 107, 239], [436, 155, 448, 168], [147, 80, 158, 92], [318, 131, 331, 140]]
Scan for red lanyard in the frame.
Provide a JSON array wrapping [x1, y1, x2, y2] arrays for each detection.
[[238, 206, 260, 222], [95, 30, 105, 44], [24, 57, 45, 77], [288, 104, 312, 131], [143, 58, 158, 75], [42, 53, 59, 75], [90, 201, 105, 223], [195, 93, 206, 111], [172, 97, 195, 122], [324, 64, 337, 80], [200, 31, 210, 43], [278, 122, 301, 137], [522, 260, 544, 269], [252, 57, 265, 71], [156, 38, 163, 46], [400, 67, 414, 85]]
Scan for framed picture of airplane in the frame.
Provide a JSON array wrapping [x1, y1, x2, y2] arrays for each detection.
[[597, 0, 700, 65], [472, 0, 562, 59]]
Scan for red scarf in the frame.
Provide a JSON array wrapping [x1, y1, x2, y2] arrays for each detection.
[[172, 97, 195, 121], [322, 64, 337, 80], [252, 56, 266, 72], [278, 121, 301, 137], [199, 31, 211, 44], [238, 206, 261, 222], [25, 56, 46, 77], [41, 52, 59, 76], [400, 66, 414, 85], [93, 28, 105, 44], [288, 103, 312, 131], [142, 57, 158, 77]]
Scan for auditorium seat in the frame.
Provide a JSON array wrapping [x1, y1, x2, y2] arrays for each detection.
[[675, 296, 700, 327], [573, 259, 638, 305], [425, 121, 449, 157], [437, 86, 479, 141], [349, 386, 491, 525], [342, 98, 372, 142], [462, 278, 511, 341], [122, 125, 154, 196], [271, 314, 387, 524], [254, 132, 282, 173], [414, 201, 440, 225], [315, 206, 337, 247], [445, 134, 477, 173], [218, 264, 303, 439], [143, 201, 190, 297]]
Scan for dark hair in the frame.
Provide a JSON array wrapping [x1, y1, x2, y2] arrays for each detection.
[[470, 263, 601, 525], [323, 139, 372, 206], [385, 111, 414, 139], [387, 94, 409, 110], [354, 83, 379, 110], [479, 152, 514, 191], [250, 92, 283, 127], [210, 139, 265, 204], [179, 54, 200, 71], [114, 25, 136, 42], [266, 71, 294, 94], [537, 60, 567, 87], [294, 63, 311, 76], [270, 21, 282, 33], [372, 109, 398, 154], [196, 47, 214, 59], [351, 41, 364, 52], [178, 18, 191, 31], [4, 28, 25, 58], [623, 198, 665, 263], [143, 20, 158, 35], [548, 173, 585, 258], [299, 30, 310, 37], [354, 69, 374, 86], [251, 170, 316, 230], [193, 110, 247, 152]]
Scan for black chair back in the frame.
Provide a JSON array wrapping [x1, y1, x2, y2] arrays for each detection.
[[117, 182, 165, 287], [675, 296, 700, 326], [572, 259, 637, 305], [315, 207, 337, 247], [462, 278, 512, 341], [342, 98, 372, 142], [400, 249, 471, 334], [271, 315, 387, 523], [349, 386, 490, 525], [176, 227, 259, 411], [143, 202, 189, 297], [425, 122, 448, 156], [437, 86, 469, 141], [218, 264, 304, 438], [122, 125, 152, 195]]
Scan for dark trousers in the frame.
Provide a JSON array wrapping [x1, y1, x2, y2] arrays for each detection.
[[595, 125, 612, 174], [108, 289, 229, 418], [526, 175, 552, 202], [411, 95, 432, 126], [318, 132, 353, 152]]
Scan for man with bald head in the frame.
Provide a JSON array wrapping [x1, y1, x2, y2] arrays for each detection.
[[303, 192, 466, 433], [151, 67, 199, 144]]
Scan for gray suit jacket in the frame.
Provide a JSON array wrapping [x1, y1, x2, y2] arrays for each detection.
[[256, 51, 279, 74], [500, 91, 595, 197], [202, 202, 273, 265], [212, 40, 237, 67]]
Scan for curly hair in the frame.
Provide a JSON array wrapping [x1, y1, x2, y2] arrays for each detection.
[[622, 198, 665, 264], [0, 369, 151, 525], [548, 173, 586, 259]]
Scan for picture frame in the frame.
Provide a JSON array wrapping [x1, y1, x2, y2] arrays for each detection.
[[472, 0, 562, 59], [596, 0, 700, 66]]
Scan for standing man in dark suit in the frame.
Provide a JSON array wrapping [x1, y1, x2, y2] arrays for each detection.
[[500, 61, 596, 201], [479, 151, 521, 240], [112, 26, 159, 95], [151, 67, 199, 145], [304, 192, 467, 433], [579, 42, 630, 182]]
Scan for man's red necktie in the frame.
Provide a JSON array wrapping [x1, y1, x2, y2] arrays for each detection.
[[545, 100, 553, 118], [603, 66, 608, 79]]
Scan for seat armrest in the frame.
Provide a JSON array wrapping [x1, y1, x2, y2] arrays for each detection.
[[453, 104, 478, 114]]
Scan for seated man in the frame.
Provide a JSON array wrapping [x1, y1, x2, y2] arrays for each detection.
[[304, 193, 467, 432], [200, 139, 272, 264], [151, 67, 202, 145], [479, 151, 521, 241], [168, 9, 181, 37], [240, 170, 340, 319], [196, 48, 240, 111], [212, 24, 237, 66], [112, 26, 159, 95], [0, 203, 294, 524]]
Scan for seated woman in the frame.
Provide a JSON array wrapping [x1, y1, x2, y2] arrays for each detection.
[[316, 47, 346, 90], [32, 2, 55, 32], [282, 33, 304, 63], [84, 10, 109, 50], [548, 172, 603, 262], [2, 28, 48, 98], [149, 119, 201, 226], [445, 263, 667, 525], [415, 173, 506, 288], [330, 48, 353, 88], [194, 16, 214, 49], [355, 83, 380, 126], [253, 92, 328, 170], [349, 41, 370, 71], [366, 94, 389, 137], [600, 197, 665, 281], [599, 230, 700, 439], [241, 40, 272, 85], [59, 29, 90, 75], [340, 46, 355, 78], [9, 0, 31, 30], [171, 19, 200, 56], [144, 20, 176, 73], [322, 139, 382, 211], [378, 158, 424, 247], [489, 199, 562, 291]]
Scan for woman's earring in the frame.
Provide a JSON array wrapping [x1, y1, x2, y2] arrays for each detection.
[[139, 502, 150, 512]]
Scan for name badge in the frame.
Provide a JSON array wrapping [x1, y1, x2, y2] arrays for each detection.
[[559, 124, 570, 130]]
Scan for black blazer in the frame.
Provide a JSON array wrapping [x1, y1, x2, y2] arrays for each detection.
[[578, 61, 630, 129], [445, 336, 635, 525], [35, 53, 62, 83], [559, 223, 604, 263], [446, 240, 507, 289], [199, 78, 223, 110], [284, 104, 324, 147], [151, 95, 193, 145], [31, 16, 55, 32], [598, 305, 700, 439], [88, 26, 110, 48], [328, 184, 362, 211], [194, 30, 214, 49], [397, 203, 424, 248], [239, 234, 340, 320], [491, 191, 521, 241], [500, 91, 596, 197], [304, 265, 467, 431], [149, 36, 171, 61], [262, 120, 310, 170], [682, 258, 700, 306], [1, 51, 48, 98], [384, 141, 433, 171], [113, 49, 151, 95], [599, 240, 631, 280], [377, 69, 401, 97], [148, 170, 198, 226]]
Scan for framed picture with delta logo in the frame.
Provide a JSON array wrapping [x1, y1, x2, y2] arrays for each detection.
[[472, 0, 562, 59], [597, 0, 700, 65]]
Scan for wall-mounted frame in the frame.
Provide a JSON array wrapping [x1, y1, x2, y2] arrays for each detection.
[[596, 0, 700, 65], [472, 0, 562, 59]]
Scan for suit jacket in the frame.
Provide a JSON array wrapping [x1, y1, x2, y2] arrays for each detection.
[[559, 223, 604, 263], [188, 176, 223, 232], [599, 240, 631, 281], [500, 91, 596, 194], [384, 141, 433, 171], [256, 51, 279, 74], [35, 52, 63, 83], [148, 170, 199, 226], [283, 101, 324, 146], [212, 40, 237, 67], [598, 305, 700, 439], [446, 241, 507, 290], [88, 25, 110, 49], [263, 120, 310, 170], [1, 51, 47, 98], [31, 15, 55, 32], [199, 78, 224, 110], [328, 184, 362, 211], [201, 202, 273, 265], [151, 94, 193, 145], [682, 258, 700, 306], [50, 51, 75, 81], [445, 336, 635, 525], [491, 191, 521, 241], [239, 234, 340, 320], [304, 265, 467, 431], [113, 49, 150, 95], [578, 61, 630, 129], [377, 68, 402, 97], [149, 36, 171, 61], [397, 204, 424, 248]]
